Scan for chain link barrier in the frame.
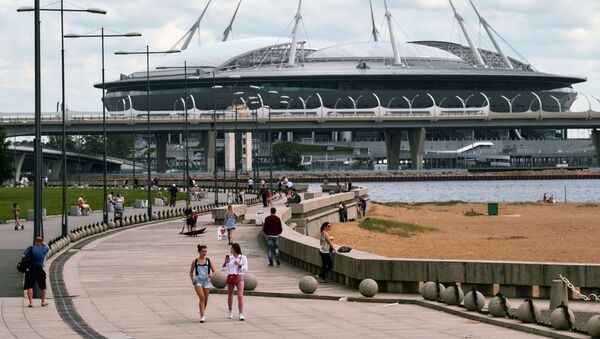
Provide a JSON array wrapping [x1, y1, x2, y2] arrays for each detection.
[[558, 274, 600, 302]]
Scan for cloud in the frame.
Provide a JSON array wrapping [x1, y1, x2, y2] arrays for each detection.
[[1, 0, 600, 112]]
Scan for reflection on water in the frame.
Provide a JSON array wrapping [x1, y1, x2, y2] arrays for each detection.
[[310, 180, 600, 202]]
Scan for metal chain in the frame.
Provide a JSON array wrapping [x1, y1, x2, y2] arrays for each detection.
[[558, 274, 600, 302]]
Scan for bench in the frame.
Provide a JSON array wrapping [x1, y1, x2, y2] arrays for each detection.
[[212, 204, 247, 224], [26, 208, 47, 221], [70, 206, 83, 216], [135, 199, 148, 208]]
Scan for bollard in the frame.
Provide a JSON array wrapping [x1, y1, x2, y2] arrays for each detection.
[[549, 278, 568, 310], [550, 302, 575, 330], [359, 278, 378, 297], [587, 315, 600, 338], [299, 275, 318, 294]]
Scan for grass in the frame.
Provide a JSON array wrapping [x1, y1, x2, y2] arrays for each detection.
[[578, 203, 598, 208], [359, 217, 437, 238], [464, 209, 484, 217], [0, 187, 171, 221]]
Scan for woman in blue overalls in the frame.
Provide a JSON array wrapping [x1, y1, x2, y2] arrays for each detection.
[[189, 245, 216, 323], [223, 205, 238, 245]]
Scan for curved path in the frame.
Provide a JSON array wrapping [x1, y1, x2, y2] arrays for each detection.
[[29, 200, 541, 339]]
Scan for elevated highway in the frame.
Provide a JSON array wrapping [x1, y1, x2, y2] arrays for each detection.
[[3, 105, 600, 170]]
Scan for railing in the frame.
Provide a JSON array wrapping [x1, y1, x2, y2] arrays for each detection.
[[2, 106, 600, 125]]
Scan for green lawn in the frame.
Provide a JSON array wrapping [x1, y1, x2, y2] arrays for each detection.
[[0, 187, 170, 221]]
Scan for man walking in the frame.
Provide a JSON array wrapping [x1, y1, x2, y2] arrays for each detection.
[[263, 207, 282, 266], [23, 237, 49, 307], [169, 184, 178, 207]]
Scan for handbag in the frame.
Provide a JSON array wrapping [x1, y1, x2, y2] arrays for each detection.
[[17, 246, 33, 273], [226, 274, 240, 285]]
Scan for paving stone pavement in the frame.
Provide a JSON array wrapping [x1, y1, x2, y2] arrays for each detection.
[[2, 197, 589, 338]]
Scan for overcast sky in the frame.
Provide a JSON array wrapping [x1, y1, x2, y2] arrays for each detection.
[[2, 0, 600, 113]]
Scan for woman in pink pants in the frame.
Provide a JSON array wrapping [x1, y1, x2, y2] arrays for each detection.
[[222, 243, 248, 321]]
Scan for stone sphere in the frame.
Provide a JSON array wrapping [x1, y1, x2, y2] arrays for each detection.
[[586, 315, 600, 338], [516, 300, 541, 323], [244, 274, 258, 290], [69, 232, 78, 242], [299, 275, 318, 294], [143, 214, 148, 222], [422, 282, 446, 301], [64, 236, 70, 246], [122, 218, 129, 226], [488, 296, 511, 317], [212, 273, 227, 289], [464, 291, 485, 311], [442, 286, 464, 305], [359, 278, 378, 297], [108, 221, 116, 229], [550, 307, 575, 330], [133, 215, 139, 224], [152, 213, 159, 220]]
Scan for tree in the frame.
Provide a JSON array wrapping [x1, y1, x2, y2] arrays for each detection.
[[272, 141, 302, 170], [0, 127, 13, 184], [45, 135, 78, 152]]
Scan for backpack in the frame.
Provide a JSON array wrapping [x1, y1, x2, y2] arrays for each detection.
[[17, 246, 34, 273]]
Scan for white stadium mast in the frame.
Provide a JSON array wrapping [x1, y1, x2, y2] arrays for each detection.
[[219, 0, 242, 42], [287, 0, 303, 66], [468, 0, 513, 69], [448, 0, 486, 67], [170, 0, 212, 51], [370, 0, 381, 42], [384, 0, 403, 66]]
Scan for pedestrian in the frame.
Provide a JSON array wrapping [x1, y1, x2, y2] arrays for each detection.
[[189, 245, 216, 323], [317, 222, 336, 283], [169, 184, 178, 207], [359, 198, 367, 217], [185, 203, 197, 233], [285, 188, 301, 207], [114, 196, 124, 222], [277, 179, 283, 198], [263, 207, 282, 266], [338, 202, 348, 222], [107, 191, 115, 208], [267, 189, 273, 207], [133, 177, 139, 189], [238, 189, 246, 204], [222, 243, 248, 321], [77, 195, 92, 215], [156, 191, 168, 206], [13, 202, 22, 230], [23, 237, 50, 307], [226, 189, 234, 205], [247, 177, 254, 193], [261, 187, 268, 207], [223, 205, 238, 245]]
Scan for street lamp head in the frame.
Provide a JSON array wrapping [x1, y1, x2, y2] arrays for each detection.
[[280, 95, 290, 100], [249, 85, 261, 90], [248, 96, 258, 100], [125, 32, 142, 37], [114, 51, 128, 55], [86, 8, 107, 14], [234, 91, 245, 96], [63, 33, 81, 38], [166, 49, 181, 54], [280, 101, 289, 105], [16, 6, 34, 12], [268, 90, 279, 95]]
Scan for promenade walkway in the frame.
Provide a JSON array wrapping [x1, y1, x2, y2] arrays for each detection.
[[5, 195, 596, 338]]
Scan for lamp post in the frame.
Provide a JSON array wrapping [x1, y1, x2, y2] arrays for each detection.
[[17, 2, 106, 239], [115, 46, 180, 218], [233, 92, 245, 196], [212, 82, 223, 204], [65, 29, 141, 225]]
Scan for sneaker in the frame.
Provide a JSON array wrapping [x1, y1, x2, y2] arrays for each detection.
[[268, 263, 273, 267], [228, 311, 233, 319], [200, 316, 205, 323], [239, 314, 245, 321], [276, 260, 280, 266]]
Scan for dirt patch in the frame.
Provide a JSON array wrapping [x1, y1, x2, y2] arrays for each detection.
[[328, 203, 600, 263]]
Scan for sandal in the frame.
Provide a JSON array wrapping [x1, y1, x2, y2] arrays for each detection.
[[41, 302, 49, 307]]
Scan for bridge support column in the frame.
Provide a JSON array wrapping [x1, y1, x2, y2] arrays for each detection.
[[341, 131, 353, 142], [244, 132, 253, 172], [592, 129, 600, 166], [204, 131, 216, 174], [48, 159, 62, 180], [13, 153, 26, 184], [155, 133, 169, 173], [331, 131, 338, 142], [408, 128, 426, 170], [286, 132, 293, 142], [224, 132, 235, 172], [384, 130, 401, 171]]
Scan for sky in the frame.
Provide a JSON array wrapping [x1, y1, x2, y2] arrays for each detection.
[[1, 0, 600, 113]]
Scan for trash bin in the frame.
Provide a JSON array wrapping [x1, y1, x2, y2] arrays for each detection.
[[255, 211, 265, 225], [487, 203, 499, 216]]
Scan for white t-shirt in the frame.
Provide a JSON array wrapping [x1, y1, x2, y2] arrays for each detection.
[[223, 255, 248, 275]]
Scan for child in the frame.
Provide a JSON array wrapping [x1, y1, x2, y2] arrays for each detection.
[[13, 202, 22, 230]]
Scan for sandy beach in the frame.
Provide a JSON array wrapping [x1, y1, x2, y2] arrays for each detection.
[[328, 202, 600, 263]]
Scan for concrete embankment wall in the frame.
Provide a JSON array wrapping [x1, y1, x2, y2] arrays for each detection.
[[276, 188, 600, 298]]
